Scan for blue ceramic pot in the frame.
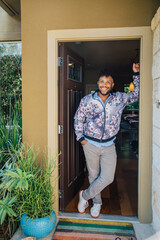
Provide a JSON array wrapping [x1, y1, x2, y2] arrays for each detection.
[[20, 210, 56, 239]]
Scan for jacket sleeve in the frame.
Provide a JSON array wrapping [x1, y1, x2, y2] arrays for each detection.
[[74, 97, 86, 143], [121, 72, 139, 107]]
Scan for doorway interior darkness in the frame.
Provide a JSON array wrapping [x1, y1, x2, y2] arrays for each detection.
[[58, 40, 140, 217]]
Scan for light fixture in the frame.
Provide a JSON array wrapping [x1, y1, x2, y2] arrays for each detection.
[[129, 82, 135, 92]]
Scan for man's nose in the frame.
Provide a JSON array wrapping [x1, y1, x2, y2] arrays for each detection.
[[102, 83, 108, 87]]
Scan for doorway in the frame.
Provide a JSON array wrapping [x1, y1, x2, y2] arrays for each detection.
[[48, 27, 152, 223], [58, 40, 140, 216]]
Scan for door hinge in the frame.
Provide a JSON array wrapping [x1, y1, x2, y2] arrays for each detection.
[[59, 189, 63, 199], [57, 57, 63, 66], [58, 125, 63, 134]]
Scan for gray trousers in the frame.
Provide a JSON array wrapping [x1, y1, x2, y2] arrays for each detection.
[[82, 142, 117, 205]]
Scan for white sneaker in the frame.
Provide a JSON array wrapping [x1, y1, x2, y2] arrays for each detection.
[[90, 203, 101, 218], [78, 190, 89, 213]]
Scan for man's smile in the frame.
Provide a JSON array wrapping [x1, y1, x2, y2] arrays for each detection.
[[101, 88, 108, 90], [100, 87, 110, 92]]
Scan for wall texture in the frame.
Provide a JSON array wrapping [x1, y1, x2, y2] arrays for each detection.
[[21, 0, 159, 151], [0, 7, 21, 41], [151, 7, 160, 232]]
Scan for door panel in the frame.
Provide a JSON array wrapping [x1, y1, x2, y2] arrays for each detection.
[[59, 43, 84, 210]]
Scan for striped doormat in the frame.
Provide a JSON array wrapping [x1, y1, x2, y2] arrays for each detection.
[[53, 218, 137, 240]]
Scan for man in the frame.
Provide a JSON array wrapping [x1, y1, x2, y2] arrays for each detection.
[[74, 63, 139, 218]]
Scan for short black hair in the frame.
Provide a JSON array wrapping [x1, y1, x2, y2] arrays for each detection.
[[99, 69, 114, 80]]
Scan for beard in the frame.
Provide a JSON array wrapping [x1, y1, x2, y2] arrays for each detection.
[[99, 88, 113, 96]]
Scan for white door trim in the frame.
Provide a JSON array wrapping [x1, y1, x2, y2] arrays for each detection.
[[47, 27, 152, 223]]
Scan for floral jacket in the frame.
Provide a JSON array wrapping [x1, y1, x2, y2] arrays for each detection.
[[74, 73, 139, 143]]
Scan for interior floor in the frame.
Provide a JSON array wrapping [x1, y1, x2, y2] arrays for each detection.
[[64, 132, 138, 216]]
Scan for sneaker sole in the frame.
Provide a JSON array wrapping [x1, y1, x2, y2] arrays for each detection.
[[91, 213, 100, 218], [78, 190, 87, 214]]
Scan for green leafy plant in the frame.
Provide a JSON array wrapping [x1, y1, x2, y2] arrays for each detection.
[[0, 96, 22, 169], [0, 168, 33, 191], [0, 195, 17, 225], [0, 144, 58, 226]]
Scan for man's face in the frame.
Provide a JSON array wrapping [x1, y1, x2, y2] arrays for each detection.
[[97, 75, 114, 96]]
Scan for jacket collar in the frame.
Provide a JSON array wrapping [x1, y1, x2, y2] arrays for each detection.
[[92, 89, 99, 99], [92, 90, 113, 100]]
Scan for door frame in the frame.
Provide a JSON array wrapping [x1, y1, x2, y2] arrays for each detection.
[[47, 27, 152, 223]]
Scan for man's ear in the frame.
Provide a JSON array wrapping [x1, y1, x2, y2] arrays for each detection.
[[112, 82, 115, 88]]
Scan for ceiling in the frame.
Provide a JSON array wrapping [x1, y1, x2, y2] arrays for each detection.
[[65, 40, 140, 74], [0, 0, 20, 16]]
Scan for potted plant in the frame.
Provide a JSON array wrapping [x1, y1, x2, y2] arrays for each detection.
[[0, 144, 58, 239]]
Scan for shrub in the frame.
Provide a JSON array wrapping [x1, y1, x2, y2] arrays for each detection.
[[0, 55, 22, 120]]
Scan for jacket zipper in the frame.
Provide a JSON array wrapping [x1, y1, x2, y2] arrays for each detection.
[[94, 93, 112, 142], [94, 98, 106, 142], [101, 108, 106, 142]]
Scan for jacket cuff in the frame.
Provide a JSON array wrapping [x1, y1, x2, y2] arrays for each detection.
[[79, 137, 85, 143], [133, 72, 139, 76]]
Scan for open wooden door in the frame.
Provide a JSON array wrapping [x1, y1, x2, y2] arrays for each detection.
[[58, 43, 84, 210]]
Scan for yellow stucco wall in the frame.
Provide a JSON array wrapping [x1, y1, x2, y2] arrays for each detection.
[[0, 7, 21, 41], [21, 0, 159, 150]]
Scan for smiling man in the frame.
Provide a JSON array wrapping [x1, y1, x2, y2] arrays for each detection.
[[74, 63, 140, 218]]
